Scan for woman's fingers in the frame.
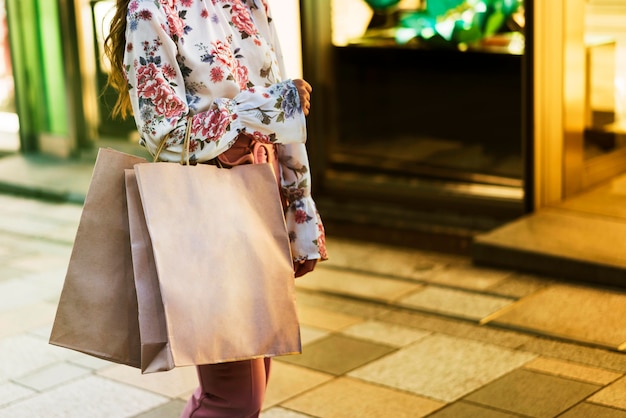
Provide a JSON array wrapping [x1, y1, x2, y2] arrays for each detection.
[[293, 79, 312, 116]]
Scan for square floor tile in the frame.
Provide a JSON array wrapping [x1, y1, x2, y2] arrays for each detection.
[[588, 376, 626, 410], [0, 382, 34, 407], [523, 357, 622, 385], [0, 279, 59, 313], [349, 334, 536, 402], [98, 364, 198, 398], [485, 284, 626, 350], [486, 272, 552, 298], [559, 402, 626, 418], [0, 376, 166, 418], [399, 286, 514, 322], [0, 334, 73, 381], [0, 301, 57, 339], [465, 369, 601, 418], [261, 407, 312, 417], [320, 238, 431, 279], [300, 325, 329, 345], [278, 335, 396, 376], [340, 320, 431, 347], [427, 401, 522, 418], [283, 377, 444, 418], [263, 361, 333, 409], [69, 353, 113, 371], [421, 265, 513, 291], [14, 362, 91, 391], [297, 268, 422, 303], [133, 400, 187, 418], [297, 305, 363, 331]]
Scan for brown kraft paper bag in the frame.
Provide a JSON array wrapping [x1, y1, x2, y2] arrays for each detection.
[[49, 148, 146, 368], [124, 168, 174, 373]]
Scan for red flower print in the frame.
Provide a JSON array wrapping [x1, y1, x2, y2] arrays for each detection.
[[230, 1, 256, 36], [192, 108, 231, 141], [136, 63, 162, 99], [212, 40, 235, 67], [126, 43, 134, 52], [251, 131, 271, 144], [233, 62, 249, 90], [201, 9, 209, 18], [317, 221, 328, 259], [138, 9, 152, 20], [162, 64, 177, 80], [129, 1, 138, 13], [295, 209, 308, 224], [210, 67, 224, 83], [152, 87, 186, 119], [167, 13, 186, 38], [181, 0, 193, 6]]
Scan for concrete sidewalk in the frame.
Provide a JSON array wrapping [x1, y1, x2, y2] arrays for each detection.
[[1, 151, 626, 417]]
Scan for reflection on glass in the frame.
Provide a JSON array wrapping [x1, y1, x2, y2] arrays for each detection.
[[349, 0, 524, 52], [329, 0, 524, 184], [397, 0, 523, 47], [584, 1, 626, 159]]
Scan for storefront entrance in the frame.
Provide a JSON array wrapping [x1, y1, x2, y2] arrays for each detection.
[[474, 0, 626, 287], [301, 0, 626, 259]]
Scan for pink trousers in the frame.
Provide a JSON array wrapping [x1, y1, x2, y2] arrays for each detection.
[[180, 358, 272, 418]]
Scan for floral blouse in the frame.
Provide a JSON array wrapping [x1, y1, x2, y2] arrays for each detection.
[[124, 0, 327, 262]]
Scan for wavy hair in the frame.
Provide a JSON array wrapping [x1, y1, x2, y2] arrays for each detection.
[[103, 0, 132, 119]]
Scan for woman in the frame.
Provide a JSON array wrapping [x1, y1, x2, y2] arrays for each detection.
[[104, 1, 327, 416]]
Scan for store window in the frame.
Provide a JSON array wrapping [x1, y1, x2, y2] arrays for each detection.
[[326, 0, 526, 188]]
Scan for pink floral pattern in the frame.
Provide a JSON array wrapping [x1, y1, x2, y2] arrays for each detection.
[[124, 0, 326, 263]]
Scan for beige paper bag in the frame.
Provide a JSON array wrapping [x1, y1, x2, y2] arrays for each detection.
[[124, 169, 174, 373], [49, 148, 146, 367], [132, 161, 301, 368]]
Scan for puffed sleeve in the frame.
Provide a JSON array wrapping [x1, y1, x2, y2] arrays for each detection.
[[261, 2, 328, 262], [123, 1, 307, 163]]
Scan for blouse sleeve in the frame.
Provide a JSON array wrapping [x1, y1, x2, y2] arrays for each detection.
[[123, 2, 307, 163], [261, 3, 328, 262]]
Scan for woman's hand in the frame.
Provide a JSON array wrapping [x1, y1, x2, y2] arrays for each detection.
[[294, 259, 317, 278], [293, 79, 312, 116]]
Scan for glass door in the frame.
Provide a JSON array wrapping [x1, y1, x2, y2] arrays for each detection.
[[580, 0, 626, 190], [533, 0, 626, 208]]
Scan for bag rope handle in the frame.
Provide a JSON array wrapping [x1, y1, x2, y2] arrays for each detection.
[[153, 114, 194, 165]]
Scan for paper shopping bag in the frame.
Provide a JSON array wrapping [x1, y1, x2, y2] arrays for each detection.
[[132, 161, 301, 368], [124, 168, 174, 373], [49, 148, 146, 367]]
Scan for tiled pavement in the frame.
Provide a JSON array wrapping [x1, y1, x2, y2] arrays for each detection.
[[1, 161, 626, 416]]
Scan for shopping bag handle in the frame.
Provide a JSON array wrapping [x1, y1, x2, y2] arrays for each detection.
[[153, 114, 194, 165]]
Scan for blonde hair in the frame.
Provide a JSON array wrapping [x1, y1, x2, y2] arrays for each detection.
[[104, 0, 132, 119]]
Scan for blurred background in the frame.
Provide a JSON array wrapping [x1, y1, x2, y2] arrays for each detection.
[[1, 0, 626, 283]]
